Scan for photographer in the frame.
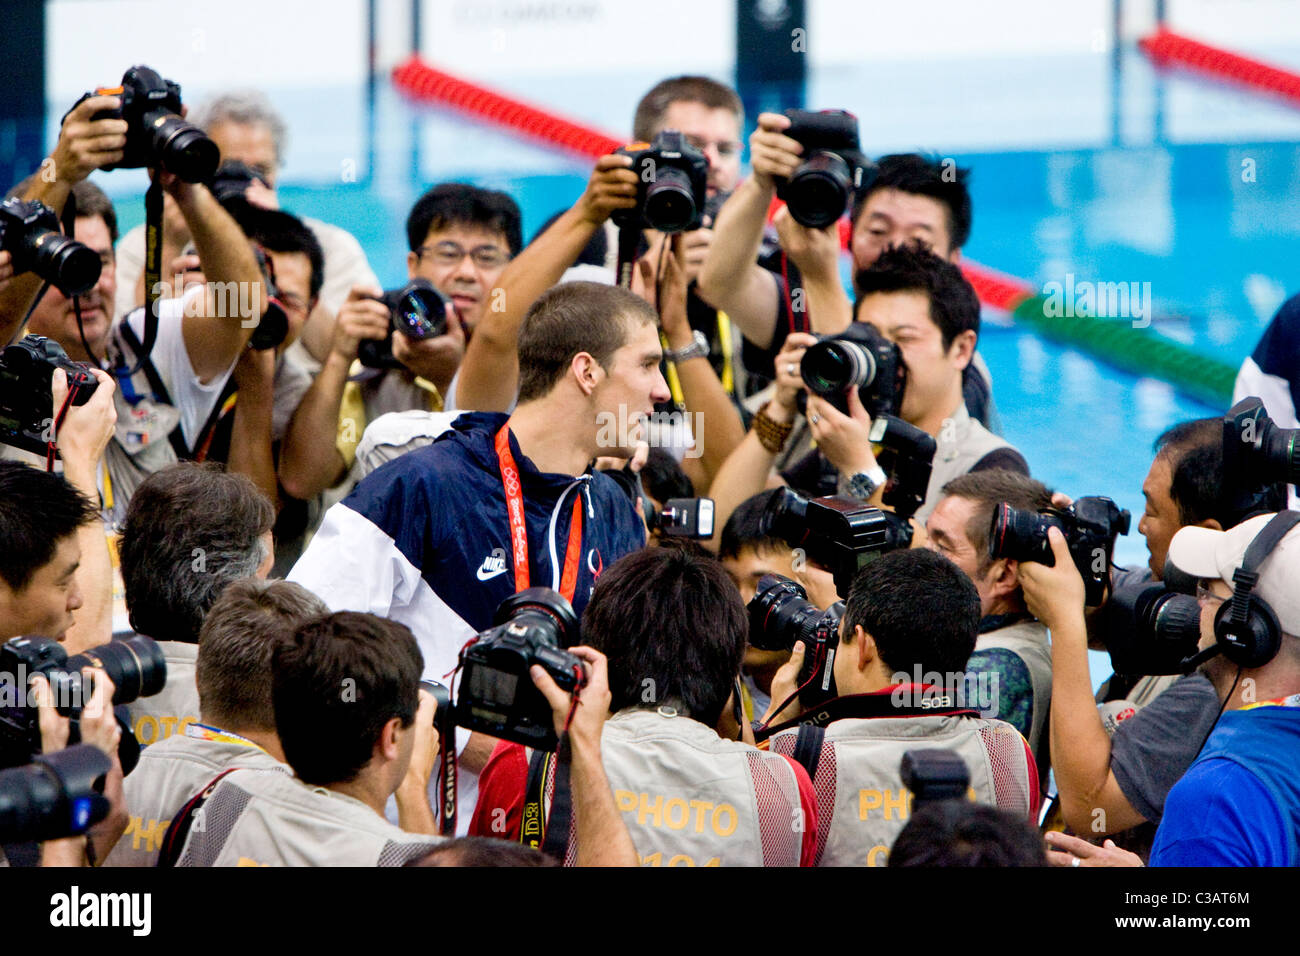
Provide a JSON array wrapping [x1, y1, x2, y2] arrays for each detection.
[[168, 612, 442, 866], [104, 579, 325, 866], [763, 548, 1038, 867], [113, 90, 378, 350], [925, 470, 1055, 756], [319, 184, 519, 486], [1029, 421, 1228, 844], [117, 463, 275, 746], [709, 245, 1025, 541], [470, 546, 818, 866]]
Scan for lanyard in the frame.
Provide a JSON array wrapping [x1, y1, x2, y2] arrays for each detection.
[[184, 722, 268, 753], [495, 423, 583, 603]]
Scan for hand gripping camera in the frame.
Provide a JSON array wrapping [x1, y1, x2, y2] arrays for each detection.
[[799, 320, 907, 421], [0, 335, 99, 457], [454, 588, 586, 751], [612, 130, 710, 234], [776, 109, 873, 229], [748, 574, 846, 709], [358, 280, 450, 370], [988, 496, 1131, 606], [0, 198, 102, 297], [72, 65, 219, 183], [0, 635, 167, 771]]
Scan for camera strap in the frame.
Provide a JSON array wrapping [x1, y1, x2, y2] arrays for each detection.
[[520, 742, 573, 862], [495, 423, 583, 602], [156, 767, 239, 867], [113, 180, 164, 379], [614, 224, 641, 289], [755, 686, 980, 743]]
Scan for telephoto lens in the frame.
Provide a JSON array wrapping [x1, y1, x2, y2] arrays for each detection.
[[0, 745, 112, 843], [644, 165, 699, 233], [147, 111, 220, 183], [1107, 586, 1204, 675], [0, 198, 102, 297], [785, 151, 854, 229], [748, 575, 831, 652], [987, 503, 1063, 566], [70, 637, 169, 710]]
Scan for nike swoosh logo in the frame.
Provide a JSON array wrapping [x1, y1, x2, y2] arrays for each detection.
[[476, 565, 507, 581]]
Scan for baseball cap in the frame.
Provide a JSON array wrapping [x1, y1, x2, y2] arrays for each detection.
[[1166, 512, 1300, 636]]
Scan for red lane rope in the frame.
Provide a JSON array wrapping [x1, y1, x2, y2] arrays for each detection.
[[1139, 28, 1300, 107], [393, 55, 1039, 310], [392, 55, 623, 158]]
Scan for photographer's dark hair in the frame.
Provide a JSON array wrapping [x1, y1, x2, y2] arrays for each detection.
[[118, 463, 274, 643], [641, 448, 694, 505], [718, 489, 788, 561], [0, 462, 97, 592], [632, 75, 743, 143], [853, 243, 980, 351], [406, 837, 557, 868], [583, 546, 746, 726], [941, 470, 1054, 574], [843, 548, 979, 676], [1154, 418, 1227, 528], [245, 208, 325, 302], [196, 579, 328, 733], [516, 281, 657, 403], [853, 153, 972, 252], [272, 611, 422, 786], [888, 802, 1047, 867], [406, 182, 523, 257]]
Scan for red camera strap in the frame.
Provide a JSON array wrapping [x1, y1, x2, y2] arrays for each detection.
[[495, 423, 583, 603]]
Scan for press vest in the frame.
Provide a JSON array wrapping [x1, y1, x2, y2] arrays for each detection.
[[544, 709, 809, 867], [103, 728, 287, 867], [772, 713, 1036, 866], [125, 640, 200, 746], [976, 618, 1053, 754], [175, 768, 442, 867]]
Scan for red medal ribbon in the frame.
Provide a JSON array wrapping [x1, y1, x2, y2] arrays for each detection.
[[495, 423, 584, 603]]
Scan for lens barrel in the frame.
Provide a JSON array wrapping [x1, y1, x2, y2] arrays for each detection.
[[801, 339, 877, 396], [786, 151, 852, 228]]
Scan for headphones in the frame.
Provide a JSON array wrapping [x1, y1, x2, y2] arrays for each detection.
[[1211, 511, 1300, 669]]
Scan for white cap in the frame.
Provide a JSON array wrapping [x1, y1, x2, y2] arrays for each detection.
[[1167, 512, 1300, 635]]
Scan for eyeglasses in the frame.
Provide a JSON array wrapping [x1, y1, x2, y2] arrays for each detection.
[[417, 242, 510, 270], [1196, 580, 1228, 607], [683, 134, 743, 159]]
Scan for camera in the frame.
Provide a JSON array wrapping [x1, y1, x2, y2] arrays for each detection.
[[748, 574, 845, 709], [799, 320, 906, 420], [0, 198, 102, 298], [207, 160, 268, 206], [454, 588, 586, 751], [871, 416, 937, 521], [0, 744, 112, 844], [1223, 397, 1297, 523], [900, 749, 971, 807], [762, 487, 909, 597], [0, 335, 99, 457], [72, 65, 219, 183], [650, 498, 715, 539], [988, 496, 1131, 606], [1098, 584, 1204, 676], [0, 635, 167, 770], [613, 130, 709, 234], [776, 109, 871, 229], [357, 280, 450, 370]]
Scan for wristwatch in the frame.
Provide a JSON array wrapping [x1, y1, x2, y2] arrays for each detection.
[[847, 465, 888, 501], [664, 330, 710, 363]]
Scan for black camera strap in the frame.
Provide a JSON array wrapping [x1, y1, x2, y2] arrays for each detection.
[[156, 767, 238, 867], [112, 180, 164, 380], [520, 740, 573, 863], [791, 723, 825, 780], [614, 224, 640, 290], [755, 688, 980, 743]]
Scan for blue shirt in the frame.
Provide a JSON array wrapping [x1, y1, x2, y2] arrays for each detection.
[[1150, 702, 1300, 866]]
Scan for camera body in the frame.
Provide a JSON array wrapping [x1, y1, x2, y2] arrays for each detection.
[[988, 496, 1131, 606], [454, 588, 585, 751], [776, 109, 872, 229], [0, 635, 166, 770], [1223, 397, 1296, 523], [75, 65, 219, 183], [613, 130, 709, 234], [0, 335, 99, 457], [748, 574, 845, 709], [357, 280, 450, 370], [0, 198, 102, 298], [799, 320, 906, 421], [761, 487, 903, 598]]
